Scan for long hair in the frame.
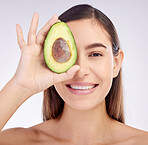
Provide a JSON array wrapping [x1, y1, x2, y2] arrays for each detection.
[[43, 4, 125, 123]]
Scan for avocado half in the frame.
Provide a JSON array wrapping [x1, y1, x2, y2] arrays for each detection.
[[44, 22, 77, 73]]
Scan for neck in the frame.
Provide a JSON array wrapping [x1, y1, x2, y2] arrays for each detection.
[[56, 99, 115, 144]]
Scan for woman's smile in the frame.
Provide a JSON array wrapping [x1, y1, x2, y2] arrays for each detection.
[[66, 82, 99, 95]]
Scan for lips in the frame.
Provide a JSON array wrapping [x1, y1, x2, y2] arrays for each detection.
[[65, 83, 99, 95]]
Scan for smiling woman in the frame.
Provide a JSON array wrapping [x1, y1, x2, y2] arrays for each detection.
[[0, 4, 148, 145], [43, 4, 124, 123]]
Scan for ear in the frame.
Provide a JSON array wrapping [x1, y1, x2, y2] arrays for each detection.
[[113, 49, 124, 78]]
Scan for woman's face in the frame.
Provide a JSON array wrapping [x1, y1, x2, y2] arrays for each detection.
[[54, 19, 118, 110]]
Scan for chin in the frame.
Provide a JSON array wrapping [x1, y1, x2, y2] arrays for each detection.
[[65, 98, 105, 111]]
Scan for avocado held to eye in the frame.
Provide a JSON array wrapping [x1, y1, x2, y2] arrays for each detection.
[[44, 22, 77, 73]]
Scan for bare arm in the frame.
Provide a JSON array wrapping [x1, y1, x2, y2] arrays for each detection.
[[0, 12, 80, 131], [0, 79, 31, 131]]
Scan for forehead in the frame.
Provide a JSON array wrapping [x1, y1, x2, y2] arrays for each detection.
[[66, 19, 112, 49]]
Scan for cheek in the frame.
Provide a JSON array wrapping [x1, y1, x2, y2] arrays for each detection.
[[54, 83, 63, 96], [54, 83, 70, 103], [90, 56, 114, 98], [91, 57, 114, 81]]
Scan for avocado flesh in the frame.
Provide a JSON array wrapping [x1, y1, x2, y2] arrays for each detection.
[[44, 22, 77, 73]]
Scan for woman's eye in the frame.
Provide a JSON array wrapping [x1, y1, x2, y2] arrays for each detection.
[[88, 53, 103, 57]]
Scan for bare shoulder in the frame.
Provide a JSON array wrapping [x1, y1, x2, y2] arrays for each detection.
[[0, 120, 62, 145], [130, 127, 148, 145], [0, 127, 41, 145], [117, 132, 148, 145], [134, 132, 148, 144], [113, 120, 148, 145]]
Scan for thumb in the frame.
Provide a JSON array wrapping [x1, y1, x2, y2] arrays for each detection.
[[53, 65, 80, 83]]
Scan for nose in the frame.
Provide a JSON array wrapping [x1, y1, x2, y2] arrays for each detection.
[[74, 55, 90, 78]]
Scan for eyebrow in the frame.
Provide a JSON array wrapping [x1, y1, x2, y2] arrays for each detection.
[[86, 43, 107, 49]]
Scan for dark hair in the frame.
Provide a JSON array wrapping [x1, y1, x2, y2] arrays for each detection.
[[43, 4, 124, 123]]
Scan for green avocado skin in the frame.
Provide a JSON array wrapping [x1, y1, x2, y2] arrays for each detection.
[[44, 22, 77, 74]]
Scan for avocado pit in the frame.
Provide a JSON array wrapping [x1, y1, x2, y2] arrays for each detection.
[[52, 38, 71, 63]]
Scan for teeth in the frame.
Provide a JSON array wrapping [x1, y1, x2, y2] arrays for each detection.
[[70, 85, 95, 90]]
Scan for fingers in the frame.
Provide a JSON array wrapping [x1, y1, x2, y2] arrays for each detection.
[[36, 15, 59, 46], [16, 24, 26, 49], [16, 13, 58, 49], [66, 65, 80, 78], [27, 12, 39, 44]]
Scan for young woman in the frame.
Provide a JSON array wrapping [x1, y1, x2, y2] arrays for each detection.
[[0, 4, 148, 145]]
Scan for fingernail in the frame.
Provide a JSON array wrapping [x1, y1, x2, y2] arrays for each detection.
[[57, 20, 61, 22], [52, 14, 58, 20]]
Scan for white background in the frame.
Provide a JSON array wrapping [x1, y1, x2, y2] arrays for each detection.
[[0, 0, 148, 131]]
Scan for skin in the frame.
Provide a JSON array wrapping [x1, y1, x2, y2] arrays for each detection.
[[0, 12, 148, 145]]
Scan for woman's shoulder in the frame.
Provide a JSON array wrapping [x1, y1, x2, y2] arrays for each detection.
[[126, 126, 148, 145], [113, 120, 148, 145], [0, 120, 63, 145], [0, 127, 43, 145], [115, 132, 148, 145]]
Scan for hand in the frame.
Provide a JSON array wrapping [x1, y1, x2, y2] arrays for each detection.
[[13, 12, 80, 97]]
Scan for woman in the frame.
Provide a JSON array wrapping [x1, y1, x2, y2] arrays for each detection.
[[0, 4, 148, 145]]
